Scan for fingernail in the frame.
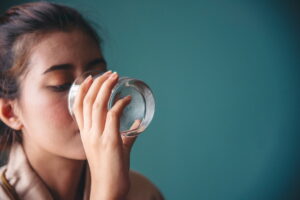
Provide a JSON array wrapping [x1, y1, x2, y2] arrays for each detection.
[[85, 75, 92, 82], [109, 71, 118, 79]]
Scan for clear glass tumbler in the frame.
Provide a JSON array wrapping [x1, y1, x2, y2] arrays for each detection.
[[68, 70, 155, 137]]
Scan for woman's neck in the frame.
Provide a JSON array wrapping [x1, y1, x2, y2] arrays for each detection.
[[22, 139, 86, 200]]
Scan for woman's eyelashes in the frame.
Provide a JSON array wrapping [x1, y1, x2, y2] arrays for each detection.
[[48, 83, 72, 92], [45, 67, 108, 93]]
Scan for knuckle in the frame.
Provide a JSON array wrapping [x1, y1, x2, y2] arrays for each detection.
[[83, 95, 92, 105], [114, 100, 123, 107], [95, 75, 103, 82], [107, 110, 118, 119], [79, 84, 87, 93], [102, 80, 110, 89], [92, 101, 101, 110], [104, 78, 116, 88]]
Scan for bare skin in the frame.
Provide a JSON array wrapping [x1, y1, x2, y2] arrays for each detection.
[[0, 29, 137, 200], [73, 71, 137, 199]]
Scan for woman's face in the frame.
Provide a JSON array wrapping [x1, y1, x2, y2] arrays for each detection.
[[16, 29, 106, 160]]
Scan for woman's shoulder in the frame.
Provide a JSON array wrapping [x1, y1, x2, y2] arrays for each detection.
[[127, 170, 164, 200]]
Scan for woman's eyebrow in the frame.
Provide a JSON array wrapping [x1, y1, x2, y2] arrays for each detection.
[[85, 58, 107, 70], [42, 58, 107, 75], [43, 63, 73, 74]]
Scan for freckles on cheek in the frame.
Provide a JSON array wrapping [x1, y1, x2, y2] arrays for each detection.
[[23, 91, 73, 130], [44, 96, 74, 128], [48, 100, 73, 127], [20, 71, 75, 132]]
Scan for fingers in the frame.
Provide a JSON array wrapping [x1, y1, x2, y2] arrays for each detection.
[[72, 75, 93, 130], [92, 72, 119, 133], [103, 96, 132, 142], [122, 119, 141, 150], [82, 71, 112, 129], [129, 119, 142, 130], [75, 70, 136, 150]]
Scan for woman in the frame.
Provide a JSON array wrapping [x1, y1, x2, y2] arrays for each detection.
[[0, 2, 163, 200]]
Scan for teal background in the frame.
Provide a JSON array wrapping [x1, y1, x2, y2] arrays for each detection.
[[1, 0, 300, 199]]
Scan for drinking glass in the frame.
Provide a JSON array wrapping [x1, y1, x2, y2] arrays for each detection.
[[68, 70, 155, 137]]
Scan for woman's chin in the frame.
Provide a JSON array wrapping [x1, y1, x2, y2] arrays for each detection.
[[62, 137, 87, 160], [65, 150, 87, 160], [70, 143, 87, 160], [73, 154, 87, 160]]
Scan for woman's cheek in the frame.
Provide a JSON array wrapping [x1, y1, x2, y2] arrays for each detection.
[[25, 91, 73, 130], [44, 94, 74, 128]]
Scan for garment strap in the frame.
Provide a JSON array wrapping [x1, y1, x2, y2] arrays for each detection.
[[0, 169, 20, 200]]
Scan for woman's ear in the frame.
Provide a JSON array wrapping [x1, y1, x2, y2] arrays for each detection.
[[0, 99, 22, 130]]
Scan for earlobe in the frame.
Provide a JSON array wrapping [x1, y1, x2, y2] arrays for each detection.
[[0, 99, 23, 130]]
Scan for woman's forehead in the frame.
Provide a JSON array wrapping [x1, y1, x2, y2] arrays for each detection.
[[28, 30, 102, 74]]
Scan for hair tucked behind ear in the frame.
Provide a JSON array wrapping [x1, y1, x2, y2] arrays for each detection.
[[0, 1, 102, 161]]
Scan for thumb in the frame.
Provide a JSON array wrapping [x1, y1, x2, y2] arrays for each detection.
[[122, 119, 141, 151]]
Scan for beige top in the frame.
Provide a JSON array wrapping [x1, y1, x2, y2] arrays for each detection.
[[0, 143, 164, 200]]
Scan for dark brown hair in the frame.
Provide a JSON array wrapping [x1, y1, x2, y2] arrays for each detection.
[[0, 1, 102, 153]]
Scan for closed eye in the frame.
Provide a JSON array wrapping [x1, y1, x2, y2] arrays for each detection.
[[48, 83, 72, 92]]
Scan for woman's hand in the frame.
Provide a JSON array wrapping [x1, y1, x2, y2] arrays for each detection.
[[72, 71, 138, 200]]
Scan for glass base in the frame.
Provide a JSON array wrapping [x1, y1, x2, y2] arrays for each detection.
[[108, 77, 155, 136]]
